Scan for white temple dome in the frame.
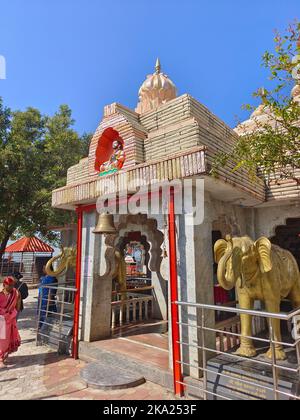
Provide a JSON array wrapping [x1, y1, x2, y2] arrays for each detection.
[[235, 103, 274, 136], [292, 83, 300, 102], [236, 83, 300, 136], [250, 104, 272, 118], [136, 59, 177, 114]]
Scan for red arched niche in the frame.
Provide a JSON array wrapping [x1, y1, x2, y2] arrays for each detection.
[[94, 128, 124, 172]]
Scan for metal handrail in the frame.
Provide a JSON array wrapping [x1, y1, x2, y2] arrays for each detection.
[[38, 284, 77, 293], [178, 320, 299, 348], [175, 300, 300, 401], [176, 300, 300, 321], [36, 284, 77, 353]]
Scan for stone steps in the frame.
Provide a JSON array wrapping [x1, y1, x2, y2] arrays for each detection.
[[79, 339, 174, 390]]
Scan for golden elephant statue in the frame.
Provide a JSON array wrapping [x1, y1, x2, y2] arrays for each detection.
[[214, 235, 300, 360], [46, 247, 77, 278], [113, 250, 127, 301]]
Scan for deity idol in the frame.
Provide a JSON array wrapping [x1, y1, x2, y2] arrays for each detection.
[[100, 140, 125, 173]]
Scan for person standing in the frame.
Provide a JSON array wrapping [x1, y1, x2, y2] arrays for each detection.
[[38, 266, 58, 328], [0, 277, 21, 369], [13, 272, 29, 316]]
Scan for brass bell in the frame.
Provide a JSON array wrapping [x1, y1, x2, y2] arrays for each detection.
[[93, 213, 117, 235]]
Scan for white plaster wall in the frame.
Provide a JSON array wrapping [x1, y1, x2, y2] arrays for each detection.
[[254, 205, 300, 239]]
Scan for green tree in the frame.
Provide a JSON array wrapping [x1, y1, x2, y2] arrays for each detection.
[[0, 99, 91, 259], [212, 21, 300, 181]]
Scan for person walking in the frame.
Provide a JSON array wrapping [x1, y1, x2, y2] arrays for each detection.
[[0, 277, 21, 369], [13, 272, 29, 317]]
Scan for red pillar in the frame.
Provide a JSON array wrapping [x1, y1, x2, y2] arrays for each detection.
[[72, 207, 83, 359], [168, 188, 184, 397]]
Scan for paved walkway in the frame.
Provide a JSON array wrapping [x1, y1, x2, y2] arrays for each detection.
[[0, 290, 173, 400]]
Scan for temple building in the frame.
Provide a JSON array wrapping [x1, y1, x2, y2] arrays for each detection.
[[51, 59, 300, 391]]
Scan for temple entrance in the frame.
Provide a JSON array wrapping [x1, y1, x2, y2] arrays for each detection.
[[121, 231, 151, 287], [79, 215, 171, 388], [111, 225, 168, 335]]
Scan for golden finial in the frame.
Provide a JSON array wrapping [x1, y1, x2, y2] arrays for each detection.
[[155, 58, 161, 74], [258, 87, 268, 105]]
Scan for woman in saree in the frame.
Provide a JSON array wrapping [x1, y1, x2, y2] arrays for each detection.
[[0, 277, 21, 368]]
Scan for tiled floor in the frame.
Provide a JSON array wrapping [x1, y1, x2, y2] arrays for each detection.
[[0, 290, 173, 400], [94, 335, 170, 371]]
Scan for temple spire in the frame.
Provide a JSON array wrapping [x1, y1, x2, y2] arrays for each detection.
[[155, 58, 161, 74]]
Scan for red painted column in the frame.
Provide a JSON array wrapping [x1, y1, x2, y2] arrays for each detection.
[[72, 207, 83, 359], [168, 187, 184, 397]]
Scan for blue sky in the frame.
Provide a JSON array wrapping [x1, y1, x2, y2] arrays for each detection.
[[0, 0, 298, 134]]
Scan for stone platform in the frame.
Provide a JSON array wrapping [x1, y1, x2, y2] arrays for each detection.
[[80, 362, 145, 390], [207, 352, 300, 400]]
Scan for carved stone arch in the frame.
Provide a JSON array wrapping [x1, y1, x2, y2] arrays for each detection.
[[88, 105, 147, 176], [94, 127, 124, 173], [100, 214, 165, 281], [116, 214, 164, 274]]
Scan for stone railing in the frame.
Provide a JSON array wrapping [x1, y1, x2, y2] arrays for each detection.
[[111, 293, 154, 330], [216, 315, 266, 352], [52, 147, 207, 209]]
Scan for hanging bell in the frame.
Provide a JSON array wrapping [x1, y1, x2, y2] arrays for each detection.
[[93, 213, 117, 235]]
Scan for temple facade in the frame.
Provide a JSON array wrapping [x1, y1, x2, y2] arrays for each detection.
[[51, 60, 300, 384]]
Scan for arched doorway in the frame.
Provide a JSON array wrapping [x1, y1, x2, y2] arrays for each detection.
[[270, 218, 300, 269], [102, 214, 168, 336], [118, 231, 151, 285]]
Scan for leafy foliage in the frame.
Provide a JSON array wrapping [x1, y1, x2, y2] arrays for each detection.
[[212, 21, 300, 182], [0, 99, 91, 256]]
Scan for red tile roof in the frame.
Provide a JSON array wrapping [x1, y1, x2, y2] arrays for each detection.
[[5, 237, 54, 254]]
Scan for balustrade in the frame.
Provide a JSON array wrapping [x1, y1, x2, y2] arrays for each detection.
[[111, 294, 154, 330]]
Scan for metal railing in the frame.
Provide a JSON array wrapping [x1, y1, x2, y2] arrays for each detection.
[[36, 283, 77, 354], [176, 301, 300, 401]]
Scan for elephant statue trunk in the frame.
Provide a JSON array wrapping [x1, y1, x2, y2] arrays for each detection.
[[215, 238, 242, 291], [45, 247, 77, 278], [216, 241, 235, 291]]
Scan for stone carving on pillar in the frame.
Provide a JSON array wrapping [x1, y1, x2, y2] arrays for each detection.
[[98, 234, 127, 296], [99, 233, 119, 279]]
